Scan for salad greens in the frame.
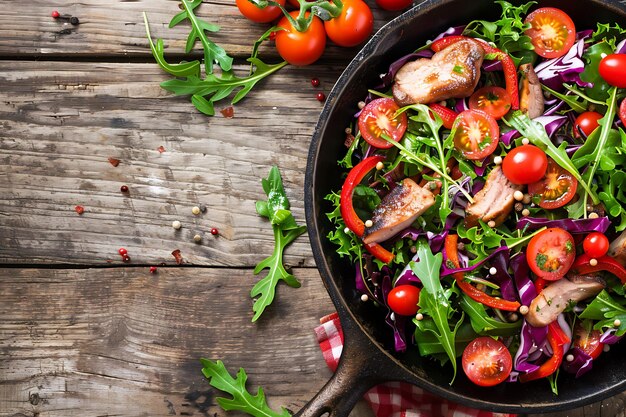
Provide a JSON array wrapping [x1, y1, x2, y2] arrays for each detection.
[[252, 166, 307, 322], [325, 0, 626, 392], [144, 0, 287, 116], [201, 359, 290, 417]]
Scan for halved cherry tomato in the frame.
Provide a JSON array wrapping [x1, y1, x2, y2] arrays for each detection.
[[599, 54, 626, 88], [526, 227, 576, 281], [324, 0, 373, 47], [572, 320, 604, 360], [527, 158, 578, 209], [502, 144, 548, 185], [574, 111, 603, 138], [469, 86, 512, 120], [620, 99, 626, 127], [524, 7, 576, 59], [462, 337, 512, 387], [452, 109, 499, 160], [387, 285, 420, 316], [583, 232, 610, 259], [375, 0, 412, 11], [358, 98, 408, 149], [236, 0, 286, 23], [275, 12, 326, 66]]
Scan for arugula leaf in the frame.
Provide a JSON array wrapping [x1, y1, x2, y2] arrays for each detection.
[[460, 295, 522, 336], [160, 59, 288, 116], [414, 320, 478, 358], [252, 166, 307, 322], [200, 359, 290, 417], [172, 0, 233, 74], [506, 112, 598, 203], [411, 240, 463, 383], [580, 290, 626, 337], [463, 1, 537, 66]]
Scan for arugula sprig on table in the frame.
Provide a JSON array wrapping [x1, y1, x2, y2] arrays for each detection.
[[143, 0, 287, 116], [252, 166, 307, 322], [201, 359, 290, 417]]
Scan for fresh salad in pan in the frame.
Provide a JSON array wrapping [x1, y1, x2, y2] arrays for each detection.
[[324, 1, 626, 392]]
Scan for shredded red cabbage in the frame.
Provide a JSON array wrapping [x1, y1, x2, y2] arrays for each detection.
[[562, 347, 594, 378], [517, 216, 611, 234], [535, 32, 593, 91]]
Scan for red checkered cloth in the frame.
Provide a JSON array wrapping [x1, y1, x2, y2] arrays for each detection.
[[314, 313, 517, 417]]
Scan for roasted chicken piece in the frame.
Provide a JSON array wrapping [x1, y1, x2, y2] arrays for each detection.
[[392, 39, 485, 106], [526, 275, 605, 327], [362, 178, 435, 244], [464, 166, 523, 228], [609, 229, 626, 266], [519, 63, 544, 119]]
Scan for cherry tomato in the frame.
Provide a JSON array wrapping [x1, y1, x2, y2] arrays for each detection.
[[583, 232, 610, 259], [357, 98, 408, 149], [375, 0, 413, 11], [452, 109, 499, 160], [526, 227, 576, 281], [620, 99, 626, 127], [462, 337, 512, 387], [469, 86, 512, 120], [502, 144, 548, 185], [387, 285, 420, 316], [236, 0, 286, 23], [524, 7, 576, 59], [599, 54, 626, 88], [324, 0, 373, 47], [574, 111, 603, 138], [572, 320, 604, 360], [527, 158, 578, 209], [275, 12, 326, 66]]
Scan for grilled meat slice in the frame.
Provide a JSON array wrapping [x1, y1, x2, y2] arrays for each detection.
[[464, 166, 523, 228], [519, 63, 544, 119], [362, 178, 435, 244], [392, 39, 485, 106], [609, 229, 626, 266], [526, 275, 605, 327]]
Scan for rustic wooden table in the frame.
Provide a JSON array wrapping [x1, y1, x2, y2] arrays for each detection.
[[1, 1, 625, 417]]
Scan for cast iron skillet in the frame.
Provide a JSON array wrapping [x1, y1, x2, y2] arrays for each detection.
[[302, 1, 626, 416]]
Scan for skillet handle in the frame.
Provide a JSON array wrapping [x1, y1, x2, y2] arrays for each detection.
[[294, 315, 388, 417]]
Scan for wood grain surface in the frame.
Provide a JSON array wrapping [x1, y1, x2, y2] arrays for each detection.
[[2, 1, 626, 416]]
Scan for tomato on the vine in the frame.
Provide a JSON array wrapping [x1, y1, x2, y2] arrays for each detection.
[[324, 0, 373, 47], [583, 232, 610, 259], [275, 11, 327, 66], [452, 109, 499, 160], [526, 227, 576, 281], [375, 0, 413, 11], [469, 86, 512, 120], [502, 144, 548, 185], [524, 7, 576, 59], [462, 337, 512, 387], [387, 285, 420, 316], [599, 54, 626, 88], [527, 158, 578, 209], [357, 98, 408, 149], [236, 0, 286, 23], [574, 111, 603, 137]]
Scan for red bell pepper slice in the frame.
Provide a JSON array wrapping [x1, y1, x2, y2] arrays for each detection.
[[519, 321, 570, 383], [445, 235, 521, 312], [571, 253, 626, 284], [428, 103, 458, 129], [340, 155, 394, 263], [430, 36, 519, 110]]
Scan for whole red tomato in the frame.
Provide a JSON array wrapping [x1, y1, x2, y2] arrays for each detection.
[[275, 11, 326, 66], [324, 0, 373, 47], [236, 0, 286, 23], [375, 0, 413, 11]]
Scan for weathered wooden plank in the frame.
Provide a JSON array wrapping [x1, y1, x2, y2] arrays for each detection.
[[0, 267, 624, 417], [0, 0, 395, 59], [0, 61, 343, 265]]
